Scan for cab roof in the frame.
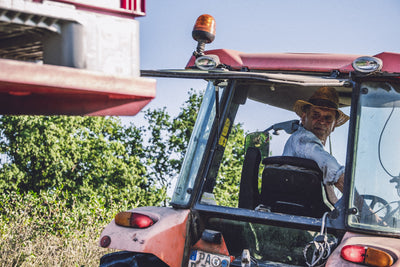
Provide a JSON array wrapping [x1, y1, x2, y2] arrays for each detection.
[[186, 49, 400, 74]]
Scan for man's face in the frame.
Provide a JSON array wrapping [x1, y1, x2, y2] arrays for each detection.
[[301, 106, 337, 144]]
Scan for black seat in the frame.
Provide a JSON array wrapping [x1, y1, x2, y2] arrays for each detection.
[[238, 147, 261, 209], [260, 156, 332, 218]]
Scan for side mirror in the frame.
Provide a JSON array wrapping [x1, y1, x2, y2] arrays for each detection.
[[244, 131, 270, 159]]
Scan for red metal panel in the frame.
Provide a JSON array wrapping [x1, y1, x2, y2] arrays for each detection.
[[186, 49, 362, 73], [0, 59, 155, 116], [333, 52, 400, 74], [100, 207, 190, 267], [240, 53, 362, 73], [51, 0, 146, 18], [372, 52, 400, 73], [186, 49, 244, 69], [187, 49, 400, 74]]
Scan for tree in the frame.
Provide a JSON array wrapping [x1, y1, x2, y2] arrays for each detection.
[[0, 89, 248, 266], [213, 124, 246, 207], [0, 116, 163, 206], [0, 88, 246, 208], [138, 89, 247, 207], [126, 89, 203, 201]]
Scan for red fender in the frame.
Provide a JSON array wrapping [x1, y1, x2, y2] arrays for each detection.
[[100, 206, 190, 267]]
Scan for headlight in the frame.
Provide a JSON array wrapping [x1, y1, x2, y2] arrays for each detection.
[[352, 56, 383, 74], [195, 55, 220, 70]]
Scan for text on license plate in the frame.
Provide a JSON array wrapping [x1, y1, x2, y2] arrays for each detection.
[[188, 250, 230, 267]]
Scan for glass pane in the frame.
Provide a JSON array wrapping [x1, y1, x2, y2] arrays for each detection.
[[171, 82, 218, 206], [350, 82, 400, 233], [200, 94, 346, 210], [207, 217, 335, 266]]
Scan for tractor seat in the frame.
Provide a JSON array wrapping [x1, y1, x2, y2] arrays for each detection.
[[260, 156, 332, 218]]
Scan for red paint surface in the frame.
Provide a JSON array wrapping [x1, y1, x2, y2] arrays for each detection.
[[0, 59, 155, 116], [187, 49, 400, 74]]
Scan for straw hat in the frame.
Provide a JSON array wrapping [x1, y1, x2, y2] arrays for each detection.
[[293, 87, 349, 127]]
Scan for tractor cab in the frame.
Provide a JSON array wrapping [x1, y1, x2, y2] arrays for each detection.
[[100, 15, 400, 267]]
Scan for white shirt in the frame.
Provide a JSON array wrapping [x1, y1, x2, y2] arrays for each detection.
[[283, 126, 344, 185]]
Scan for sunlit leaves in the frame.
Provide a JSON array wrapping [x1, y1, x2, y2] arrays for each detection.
[[0, 88, 244, 208], [0, 116, 163, 207], [213, 124, 246, 207]]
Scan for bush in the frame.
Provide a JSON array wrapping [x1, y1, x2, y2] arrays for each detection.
[[0, 189, 130, 266], [0, 116, 166, 207], [0, 91, 220, 266]]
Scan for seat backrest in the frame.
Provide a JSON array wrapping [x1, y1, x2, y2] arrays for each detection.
[[260, 156, 332, 218], [238, 147, 261, 209]]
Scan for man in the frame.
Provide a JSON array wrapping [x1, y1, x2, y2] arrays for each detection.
[[282, 87, 384, 225], [283, 86, 349, 201]]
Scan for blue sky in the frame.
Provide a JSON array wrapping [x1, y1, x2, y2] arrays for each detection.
[[137, 0, 400, 113], [132, 0, 400, 160]]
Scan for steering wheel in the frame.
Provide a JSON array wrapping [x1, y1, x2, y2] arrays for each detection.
[[361, 194, 391, 223]]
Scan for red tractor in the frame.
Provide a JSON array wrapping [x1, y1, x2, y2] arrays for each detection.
[[99, 15, 400, 267]]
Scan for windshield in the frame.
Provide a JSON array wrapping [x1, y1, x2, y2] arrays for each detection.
[[349, 81, 400, 234], [193, 82, 349, 265], [198, 84, 348, 210], [171, 81, 218, 206]]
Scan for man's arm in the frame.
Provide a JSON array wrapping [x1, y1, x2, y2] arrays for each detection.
[[336, 173, 384, 225], [334, 173, 344, 193]]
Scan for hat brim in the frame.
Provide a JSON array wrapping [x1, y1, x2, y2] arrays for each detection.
[[293, 100, 349, 127]]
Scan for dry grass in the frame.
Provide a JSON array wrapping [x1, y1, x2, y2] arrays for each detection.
[[0, 224, 105, 266], [0, 191, 123, 267]]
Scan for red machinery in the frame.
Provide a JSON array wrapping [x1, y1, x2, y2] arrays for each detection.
[[0, 0, 155, 115]]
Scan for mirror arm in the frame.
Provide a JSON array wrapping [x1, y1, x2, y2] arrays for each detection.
[[263, 119, 300, 135]]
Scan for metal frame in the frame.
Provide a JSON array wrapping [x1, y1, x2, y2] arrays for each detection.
[[343, 77, 400, 238], [141, 69, 351, 87]]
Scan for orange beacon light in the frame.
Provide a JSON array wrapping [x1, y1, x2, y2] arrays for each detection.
[[192, 14, 216, 57]]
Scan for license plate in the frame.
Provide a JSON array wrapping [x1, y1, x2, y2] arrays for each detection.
[[188, 250, 230, 267]]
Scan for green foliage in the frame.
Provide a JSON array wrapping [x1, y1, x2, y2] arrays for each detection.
[[0, 188, 122, 266], [0, 188, 119, 238], [213, 124, 246, 207], [126, 88, 202, 206], [0, 88, 247, 265], [0, 88, 243, 208], [169, 89, 203, 159], [0, 116, 163, 207]]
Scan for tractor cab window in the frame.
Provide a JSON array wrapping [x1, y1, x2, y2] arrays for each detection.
[[171, 81, 221, 206], [349, 81, 400, 234], [199, 82, 347, 216], [194, 82, 347, 265]]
